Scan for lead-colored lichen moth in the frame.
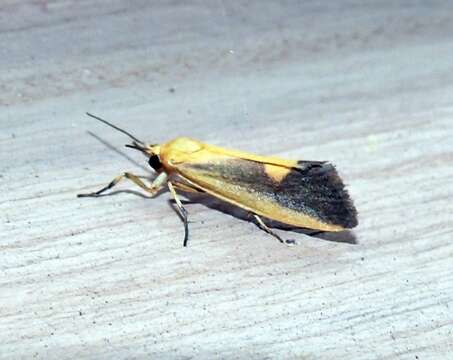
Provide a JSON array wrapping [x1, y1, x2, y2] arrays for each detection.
[[78, 113, 358, 246]]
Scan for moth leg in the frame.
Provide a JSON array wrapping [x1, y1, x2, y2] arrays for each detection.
[[78, 171, 168, 198], [168, 181, 189, 247], [253, 214, 296, 246]]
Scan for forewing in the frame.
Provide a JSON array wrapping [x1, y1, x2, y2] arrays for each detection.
[[174, 151, 357, 230]]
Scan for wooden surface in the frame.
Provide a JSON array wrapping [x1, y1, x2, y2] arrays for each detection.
[[1, 1, 452, 359]]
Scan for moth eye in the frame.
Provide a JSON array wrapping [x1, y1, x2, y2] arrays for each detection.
[[148, 155, 162, 170]]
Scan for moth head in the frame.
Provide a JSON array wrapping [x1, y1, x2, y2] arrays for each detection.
[[125, 142, 163, 171]]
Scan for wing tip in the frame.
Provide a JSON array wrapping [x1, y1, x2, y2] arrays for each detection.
[[297, 161, 358, 229]]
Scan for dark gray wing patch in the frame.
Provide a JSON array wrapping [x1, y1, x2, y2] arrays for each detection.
[[184, 159, 358, 229], [278, 161, 358, 228]]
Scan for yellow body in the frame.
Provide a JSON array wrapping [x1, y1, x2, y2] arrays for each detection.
[[148, 137, 345, 232]]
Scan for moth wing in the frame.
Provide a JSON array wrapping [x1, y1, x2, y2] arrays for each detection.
[[201, 143, 300, 169], [173, 148, 357, 231]]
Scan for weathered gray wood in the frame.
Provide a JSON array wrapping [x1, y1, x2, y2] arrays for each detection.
[[1, 1, 452, 359]]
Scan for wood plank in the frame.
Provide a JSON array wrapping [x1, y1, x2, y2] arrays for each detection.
[[1, 1, 452, 359]]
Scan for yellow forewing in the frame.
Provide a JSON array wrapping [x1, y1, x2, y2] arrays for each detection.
[[160, 138, 351, 231]]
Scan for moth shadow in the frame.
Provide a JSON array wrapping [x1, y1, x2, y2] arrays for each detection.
[[87, 131, 151, 173], [178, 192, 358, 245]]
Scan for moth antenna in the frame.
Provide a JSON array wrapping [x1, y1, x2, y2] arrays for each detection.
[[86, 112, 145, 145]]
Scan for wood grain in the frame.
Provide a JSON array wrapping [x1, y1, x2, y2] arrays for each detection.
[[1, 1, 452, 359]]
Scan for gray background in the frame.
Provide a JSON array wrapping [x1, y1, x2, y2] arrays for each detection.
[[1, 1, 452, 359]]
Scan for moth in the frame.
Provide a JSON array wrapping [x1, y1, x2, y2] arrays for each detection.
[[78, 113, 358, 246]]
